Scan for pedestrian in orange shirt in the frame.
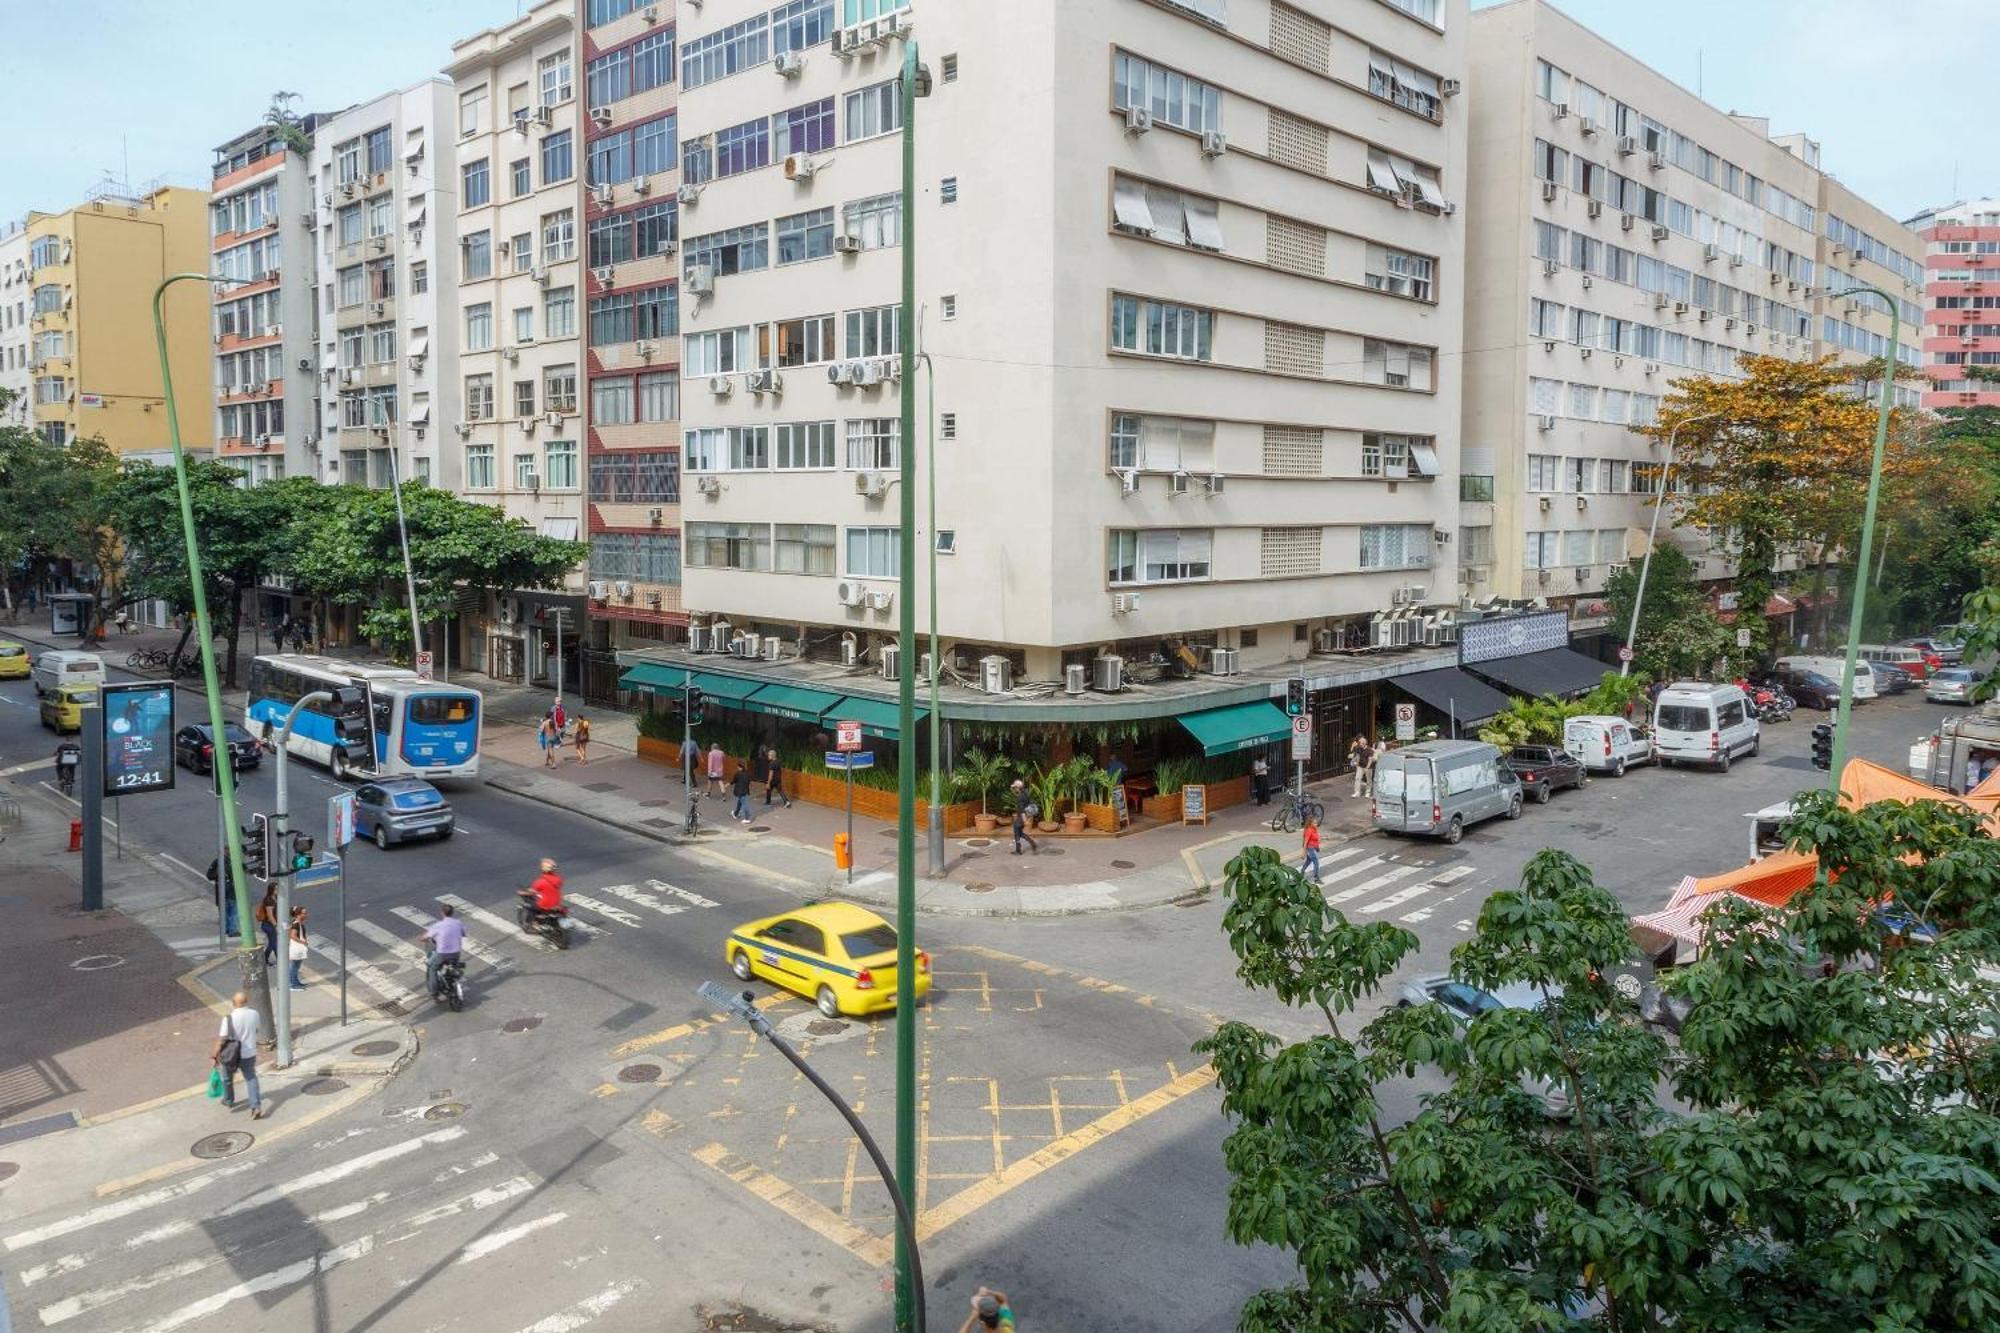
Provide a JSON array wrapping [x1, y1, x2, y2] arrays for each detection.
[[1302, 816, 1322, 884]]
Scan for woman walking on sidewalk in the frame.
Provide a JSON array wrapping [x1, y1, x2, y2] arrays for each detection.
[[731, 761, 754, 822], [256, 885, 279, 967], [288, 907, 309, 990], [572, 714, 591, 766], [538, 715, 558, 768], [1301, 816, 1322, 884]]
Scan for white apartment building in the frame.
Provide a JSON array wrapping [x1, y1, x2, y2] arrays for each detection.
[[634, 0, 1468, 761], [1462, 0, 1915, 618], [309, 80, 460, 494], [445, 0, 588, 686], [1810, 163, 1923, 408], [0, 222, 29, 427]]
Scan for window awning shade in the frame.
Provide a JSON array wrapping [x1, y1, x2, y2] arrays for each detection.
[[1177, 700, 1292, 757]]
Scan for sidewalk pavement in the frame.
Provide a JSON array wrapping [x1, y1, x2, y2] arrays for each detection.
[[0, 736, 417, 1221]]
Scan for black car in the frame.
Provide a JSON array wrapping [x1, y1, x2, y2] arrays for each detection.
[[175, 722, 263, 774], [1870, 661, 1915, 695], [1503, 744, 1587, 804], [1778, 667, 1841, 710]]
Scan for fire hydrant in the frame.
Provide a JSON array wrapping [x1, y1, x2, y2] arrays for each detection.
[[69, 819, 84, 852], [833, 832, 852, 870]]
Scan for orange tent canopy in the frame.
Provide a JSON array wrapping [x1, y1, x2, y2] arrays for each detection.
[[1692, 849, 1819, 904]]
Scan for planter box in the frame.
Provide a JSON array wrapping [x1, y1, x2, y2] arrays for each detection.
[[635, 735, 681, 766], [1080, 802, 1118, 833], [1142, 792, 1183, 822], [1207, 775, 1252, 811]]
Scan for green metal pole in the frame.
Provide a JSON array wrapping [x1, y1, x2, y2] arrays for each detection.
[[1827, 285, 1900, 787], [152, 273, 270, 1020], [893, 37, 920, 1333], [924, 350, 943, 876]]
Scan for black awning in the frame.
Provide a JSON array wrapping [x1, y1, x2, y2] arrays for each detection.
[[1467, 648, 1611, 700], [1392, 668, 1515, 728]]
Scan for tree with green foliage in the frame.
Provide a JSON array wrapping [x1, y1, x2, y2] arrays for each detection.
[[0, 419, 128, 637], [1601, 544, 1732, 682], [1198, 790, 2000, 1331]]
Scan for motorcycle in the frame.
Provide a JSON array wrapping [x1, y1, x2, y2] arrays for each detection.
[[516, 889, 571, 950], [429, 954, 467, 1011], [1738, 677, 1793, 723]]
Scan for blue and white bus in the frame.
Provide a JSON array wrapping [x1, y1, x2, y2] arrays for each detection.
[[246, 655, 482, 780]]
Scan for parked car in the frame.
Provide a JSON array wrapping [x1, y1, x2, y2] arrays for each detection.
[[1847, 643, 1934, 682], [39, 682, 98, 733], [1394, 975, 1573, 1115], [1776, 667, 1842, 710], [1503, 743, 1588, 802], [30, 650, 104, 696], [1372, 740, 1522, 844], [1653, 681, 1760, 771], [353, 777, 456, 848], [1776, 655, 1877, 701], [174, 722, 264, 775], [1926, 667, 1987, 705], [0, 640, 29, 679], [1903, 636, 1964, 667], [1870, 661, 1915, 695], [1562, 715, 1653, 777]]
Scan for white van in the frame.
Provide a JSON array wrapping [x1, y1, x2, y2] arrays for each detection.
[[1562, 715, 1653, 776], [1652, 682, 1760, 772], [31, 650, 105, 696], [1776, 655, 1876, 701]]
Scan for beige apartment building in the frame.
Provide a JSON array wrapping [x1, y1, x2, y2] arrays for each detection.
[[446, 0, 589, 685], [1461, 0, 1919, 628], [619, 0, 1470, 764]]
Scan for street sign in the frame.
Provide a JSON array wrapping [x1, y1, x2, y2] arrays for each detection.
[[100, 681, 175, 797], [328, 791, 357, 849], [414, 650, 434, 681], [294, 857, 342, 890], [825, 750, 876, 770], [1394, 702, 1417, 742], [1617, 645, 1634, 663], [1736, 628, 1752, 648], [1290, 714, 1312, 761], [835, 719, 863, 753]]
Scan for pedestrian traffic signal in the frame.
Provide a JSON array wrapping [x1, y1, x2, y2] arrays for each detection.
[[1285, 678, 1307, 717], [289, 832, 315, 872], [1810, 722, 1834, 771], [687, 685, 705, 727], [249, 812, 273, 877]]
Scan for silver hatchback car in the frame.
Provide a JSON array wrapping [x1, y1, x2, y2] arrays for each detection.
[[353, 777, 456, 848], [1926, 667, 1986, 705], [1395, 975, 1572, 1115]]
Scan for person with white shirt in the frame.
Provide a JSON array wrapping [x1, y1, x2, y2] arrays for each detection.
[[210, 991, 266, 1119]]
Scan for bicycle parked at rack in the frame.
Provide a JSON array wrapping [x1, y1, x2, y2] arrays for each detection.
[[1269, 785, 1325, 833]]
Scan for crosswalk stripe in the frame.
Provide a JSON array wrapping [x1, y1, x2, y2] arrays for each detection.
[[36, 1256, 217, 1324], [346, 917, 429, 970], [594, 882, 690, 919], [438, 894, 557, 951], [387, 905, 515, 970], [455, 1211, 567, 1264], [644, 878, 719, 909], [4, 1160, 261, 1252], [1326, 864, 1423, 905], [307, 932, 420, 1012], [510, 1280, 644, 1333], [1359, 865, 1475, 916], [565, 893, 645, 928], [213, 1127, 468, 1220]]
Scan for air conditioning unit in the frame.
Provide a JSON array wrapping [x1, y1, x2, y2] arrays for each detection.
[[1621, 213, 1636, 232], [1728, 254, 1743, 268], [827, 361, 856, 385], [854, 360, 883, 386], [980, 655, 1013, 694], [833, 234, 862, 254], [1092, 655, 1124, 693], [544, 410, 560, 427], [369, 301, 386, 317], [708, 374, 733, 396], [774, 51, 804, 77], [1643, 361, 1659, 375], [1674, 301, 1690, 314], [1703, 243, 1720, 263], [1209, 647, 1240, 676], [592, 265, 615, 287], [677, 183, 701, 206], [880, 356, 901, 381], [866, 588, 893, 611], [1124, 105, 1153, 134], [696, 474, 722, 495], [635, 340, 656, 358], [1648, 151, 1665, 171], [617, 580, 641, 601], [1575, 494, 1589, 509], [1587, 200, 1603, 218], [297, 356, 314, 371], [1579, 117, 1598, 137], [1616, 135, 1637, 156], [685, 265, 714, 295], [1116, 468, 1139, 495], [784, 154, 816, 182], [735, 632, 761, 658], [503, 345, 520, 363], [1110, 592, 1139, 614], [1202, 473, 1225, 495], [648, 506, 664, 523], [1551, 102, 1570, 119], [1542, 258, 1559, 277], [1537, 415, 1555, 431], [1651, 224, 1670, 241], [631, 177, 652, 196], [1769, 271, 1783, 285], [520, 414, 537, 434], [1653, 293, 1670, 309], [704, 619, 730, 651], [763, 637, 782, 662], [535, 104, 553, 127], [747, 368, 780, 393], [1200, 130, 1227, 158], [1440, 78, 1462, 96], [1168, 470, 1190, 496], [854, 471, 889, 499], [840, 633, 859, 665], [591, 184, 615, 208], [1064, 663, 1088, 696], [1541, 181, 1558, 202], [879, 643, 900, 678], [521, 470, 541, 491], [586, 580, 607, 600]]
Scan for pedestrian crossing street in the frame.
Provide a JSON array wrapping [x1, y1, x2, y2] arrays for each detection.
[[1, 1120, 645, 1332], [306, 879, 723, 1015], [1308, 844, 1484, 926]]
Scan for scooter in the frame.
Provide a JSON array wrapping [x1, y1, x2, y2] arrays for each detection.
[[429, 954, 467, 1011], [516, 890, 571, 949]]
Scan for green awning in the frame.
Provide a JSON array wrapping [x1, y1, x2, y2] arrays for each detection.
[[1178, 700, 1292, 757], [619, 663, 693, 693], [826, 695, 929, 741], [690, 671, 765, 704], [742, 682, 845, 723]]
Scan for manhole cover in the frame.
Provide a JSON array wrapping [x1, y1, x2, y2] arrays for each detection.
[[965, 882, 996, 894], [583, 781, 621, 793], [805, 1018, 848, 1037], [748, 825, 771, 832], [638, 799, 676, 808], [1111, 859, 1136, 869], [964, 838, 993, 848], [503, 1016, 543, 1033], [350, 1040, 398, 1057], [618, 1063, 662, 1083], [0, 1161, 19, 1182], [69, 953, 126, 972], [299, 1077, 348, 1097], [191, 1131, 253, 1159], [1038, 846, 1065, 856], [424, 1102, 467, 1121], [642, 817, 675, 829]]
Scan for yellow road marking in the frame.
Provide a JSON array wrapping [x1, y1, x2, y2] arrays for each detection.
[[612, 992, 791, 1057], [641, 1109, 679, 1138], [694, 1141, 884, 1265], [593, 1082, 620, 1098]]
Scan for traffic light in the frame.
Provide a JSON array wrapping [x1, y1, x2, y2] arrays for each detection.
[[249, 813, 273, 877], [1810, 722, 1834, 771], [687, 685, 705, 727], [289, 832, 315, 873], [1285, 678, 1307, 717]]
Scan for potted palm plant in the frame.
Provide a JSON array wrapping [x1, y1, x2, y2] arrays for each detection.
[[953, 747, 1011, 834], [1030, 763, 1066, 832], [1059, 756, 1099, 833]]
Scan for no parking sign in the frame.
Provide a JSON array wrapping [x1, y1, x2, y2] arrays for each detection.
[[1395, 703, 1417, 741]]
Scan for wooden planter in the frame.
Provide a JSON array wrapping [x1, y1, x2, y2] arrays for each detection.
[[1207, 775, 1253, 811], [1143, 792, 1183, 822], [1080, 802, 1118, 832], [635, 735, 681, 766]]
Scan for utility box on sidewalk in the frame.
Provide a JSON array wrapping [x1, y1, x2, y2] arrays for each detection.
[[833, 832, 852, 870]]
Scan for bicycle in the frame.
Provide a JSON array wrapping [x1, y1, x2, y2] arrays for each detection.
[[127, 648, 166, 670], [1269, 786, 1325, 834], [683, 786, 701, 837]]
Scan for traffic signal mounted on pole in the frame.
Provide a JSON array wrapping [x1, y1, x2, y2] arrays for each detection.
[[249, 812, 273, 877], [1810, 723, 1834, 771], [1285, 678, 1307, 717], [289, 832, 315, 873], [687, 685, 704, 727]]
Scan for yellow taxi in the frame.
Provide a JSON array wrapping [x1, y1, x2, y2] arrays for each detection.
[[40, 682, 99, 733], [0, 641, 29, 679], [725, 901, 930, 1019]]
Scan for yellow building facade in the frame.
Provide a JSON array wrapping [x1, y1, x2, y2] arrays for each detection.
[[23, 187, 213, 457]]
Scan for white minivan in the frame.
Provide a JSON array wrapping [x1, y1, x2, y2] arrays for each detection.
[[31, 650, 105, 696], [1652, 682, 1760, 772], [1563, 715, 1654, 777], [1775, 655, 1877, 701]]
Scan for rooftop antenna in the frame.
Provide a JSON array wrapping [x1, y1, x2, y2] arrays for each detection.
[[1696, 49, 1704, 99]]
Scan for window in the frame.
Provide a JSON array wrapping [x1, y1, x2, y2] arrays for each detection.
[[684, 223, 769, 277], [466, 444, 495, 488], [541, 209, 575, 261], [514, 306, 535, 343], [544, 439, 578, 488], [942, 53, 958, 82], [845, 417, 899, 469], [685, 328, 748, 375], [842, 193, 902, 249], [710, 118, 770, 178], [1109, 294, 1213, 360], [1561, 530, 1593, 566], [1527, 454, 1559, 490], [587, 46, 632, 105], [631, 31, 675, 91], [1362, 432, 1425, 477], [513, 378, 538, 419], [633, 116, 676, 176], [941, 294, 957, 320], [589, 451, 680, 503], [1112, 52, 1222, 135], [515, 452, 539, 489], [1111, 177, 1223, 251], [1364, 149, 1447, 209], [777, 420, 835, 468], [1365, 245, 1434, 300], [638, 371, 678, 421], [842, 526, 900, 577], [777, 207, 834, 264], [541, 131, 574, 185], [338, 266, 364, 306], [844, 305, 900, 358], [1600, 459, 1628, 493], [511, 232, 535, 273], [1532, 139, 1569, 185], [774, 523, 837, 575], [336, 138, 362, 184], [1568, 383, 1598, 421], [593, 377, 634, 425], [769, 314, 837, 366], [459, 86, 487, 135], [634, 200, 678, 257], [367, 196, 392, 237], [367, 385, 396, 426], [1365, 49, 1442, 121], [462, 159, 490, 208], [339, 327, 365, 368], [1460, 525, 1494, 565], [1566, 455, 1594, 492], [1360, 524, 1431, 570], [1381, 0, 1440, 21], [539, 50, 572, 106], [1528, 298, 1565, 338], [544, 286, 575, 338], [368, 323, 397, 363], [462, 231, 492, 281], [775, 97, 836, 158], [465, 303, 493, 351], [1109, 414, 1141, 469], [682, 15, 771, 90], [589, 129, 635, 186], [410, 261, 428, 294], [774, 0, 834, 53], [1108, 529, 1212, 584], [940, 177, 959, 203], [1523, 531, 1557, 569], [1361, 338, 1432, 390], [465, 374, 495, 420], [337, 204, 363, 246], [685, 522, 771, 570], [365, 126, 393, 174], [844, 79, 902, 141], [545, 364, 577, 413]]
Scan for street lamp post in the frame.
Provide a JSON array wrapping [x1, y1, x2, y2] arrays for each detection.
[[1621, 410, 1725, 677], [384, 445, 426, 677], [272, 689, 336, 1068], [919, 345, 943, 877], [1824, 284, 1902, 786]]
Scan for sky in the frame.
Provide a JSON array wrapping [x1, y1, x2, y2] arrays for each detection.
[[1, 0, 1994, 227]]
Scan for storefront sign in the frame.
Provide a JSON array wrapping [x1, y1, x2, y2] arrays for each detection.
[[1181, 783, 1208, 825]]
